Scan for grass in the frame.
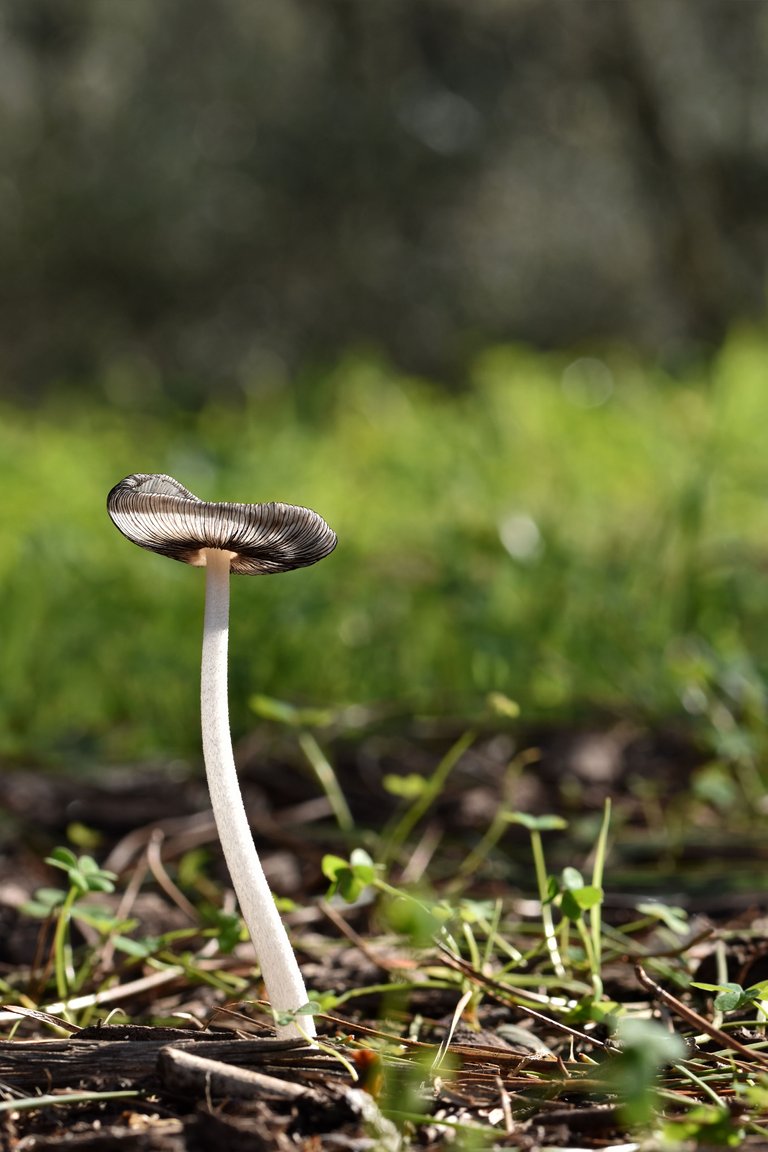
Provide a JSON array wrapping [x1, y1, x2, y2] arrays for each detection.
[[2, 327, 768, 764]]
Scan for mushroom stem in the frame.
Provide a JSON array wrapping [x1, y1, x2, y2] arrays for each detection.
[[201, 548, 316, 1041]]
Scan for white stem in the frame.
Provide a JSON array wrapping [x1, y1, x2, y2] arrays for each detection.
[[200, 548, 316, 1041]]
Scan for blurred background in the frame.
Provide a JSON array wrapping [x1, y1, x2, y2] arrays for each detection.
[[2, 0, 768, 766], [4, 0, 768, 396]]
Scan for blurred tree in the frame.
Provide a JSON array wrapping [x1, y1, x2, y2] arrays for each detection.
[[0, 0, 766, 403]]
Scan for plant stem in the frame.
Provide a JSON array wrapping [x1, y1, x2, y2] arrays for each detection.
[[53, 887, 78, 1002], [298, 729, 354, 832], [201, 548, 315, 1040], [384, 730, 475, 863], [589, 797, 611, 977], [529, 830, 565, 978]]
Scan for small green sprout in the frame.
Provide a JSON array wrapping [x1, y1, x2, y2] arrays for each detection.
[[44, 847, 117, 896], [381, 731, 475, 863], [250, 694, 353, 831], [556, 865, 603, 921], [505, 811, 568, 977], [322, 848, 380, 903], [24, 847, 119, 1004], [692, 979, 768, 1021]]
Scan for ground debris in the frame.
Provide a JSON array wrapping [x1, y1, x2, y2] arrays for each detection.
[[0, 1029, 343, 1093], [14, 1117, 185, 1151], [0, 1026, 401, 1152], [4, 721, 768, 1149]]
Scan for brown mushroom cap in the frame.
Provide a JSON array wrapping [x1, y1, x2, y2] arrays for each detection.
[[107, 473, 337, 574]]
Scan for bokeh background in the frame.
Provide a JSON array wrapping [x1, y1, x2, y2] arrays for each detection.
[[3, 0, 768, 766]]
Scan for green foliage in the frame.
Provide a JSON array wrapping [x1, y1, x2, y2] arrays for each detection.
[[602, 1017, 686, 1129], [250, 695, 354, 831], [554, 867, 602, 920], [381, 732, 475, 863], [661, 1104, 745, 1148], [693, 979, 768, 1019], [635, 902, 690, 937], [322, 848, 380, 903], [43, 847, 117, 896], [4, 332, 768, 760], [24, 848, 121, 1004]]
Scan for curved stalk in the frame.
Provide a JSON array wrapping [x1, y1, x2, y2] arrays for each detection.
[[201, 548, 315, 1040]]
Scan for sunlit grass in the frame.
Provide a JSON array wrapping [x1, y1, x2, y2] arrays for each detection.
[[2, 328, 768, 760]]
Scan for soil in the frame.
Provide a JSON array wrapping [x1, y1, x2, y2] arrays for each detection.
[[1, 719, 767, 1150]]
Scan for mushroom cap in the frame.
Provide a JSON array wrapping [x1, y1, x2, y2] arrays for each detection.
[[107, 473, 337, 574]]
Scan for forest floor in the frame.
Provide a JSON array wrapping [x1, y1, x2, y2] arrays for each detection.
[[1, 718, 768, 1150]]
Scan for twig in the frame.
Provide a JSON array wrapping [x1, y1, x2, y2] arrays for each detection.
[[437, 945, 606, 1049], [146, 829, 199, 921], [0, 966, 187, 1027], [158, 1044, 318, 1101], [634, 963, 768, 1070]]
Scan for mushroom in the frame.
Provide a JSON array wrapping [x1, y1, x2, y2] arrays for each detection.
[[106, 473, 337, 1040]]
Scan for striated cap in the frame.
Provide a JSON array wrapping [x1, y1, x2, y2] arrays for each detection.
[[107, 473, 337, 575]]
